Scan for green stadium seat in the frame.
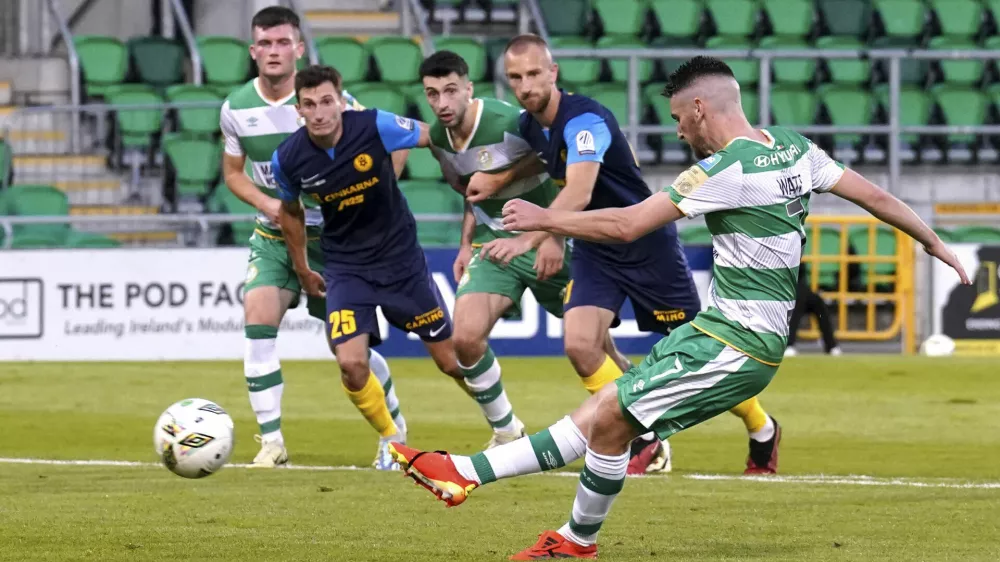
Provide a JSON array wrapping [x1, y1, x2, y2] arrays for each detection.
[[550, 37, 600, 89], [988, 1, 1000, 32], [816, 36, 870, 85], [10, 232, 66, 249], [315, 37, 369, 83], [761, 0, 814, 38], [208, 83, 242, 98], [679, 225, 712, 245], [742, 89, 760, 125], [817, 0, 871, 36], [127, 36, 187, 89], [929, 36, 983, 86], [73, 35, 128, 97], [929, 0, 983, 37], [486, 37, 511, 66], [818, 84, 874, 145], [873, 0, 927, 38], [207, 183, 256, 245], [1, 184, 70, 241], [849, 225, 897, 286], [105, 86, 165, 149], [952, 225, 1000, 243], [163, 133, 222, 198], [165, 85, 222, 137], [0, 139, 11, 189], [644, 83, 687, 160], [875, 85, 932, 145], [538, 0, 590, 36], [65, 230, 122, 248], [705, 36, 758, 86], [598, 36, 655, 83], [705, 0, 759, 37], [932, 85, 987, 144], [593, 0, 648, 37], [434, 37, 487, 82], [759, 36, 816, 85], [769, 85, 818, 126], [406, 148, 444, 180], [399, 180, 463, 246], [588, 84, 630, 124], [933, 226, 955, 242], [404, 83, 436, 122], [871, 37, 928, 84], [196, 36, 250, 88], [651, 37, 698, 78], [650, 0, 703, 40], [346, 83, 408, 115], [803, 226, 843, 288], [366, 37, 423, 84]]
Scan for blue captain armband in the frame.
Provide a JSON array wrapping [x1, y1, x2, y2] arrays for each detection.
[[271, 150, 299, 202], [375, 109, 421, 152], [563, 112, 612, 165]]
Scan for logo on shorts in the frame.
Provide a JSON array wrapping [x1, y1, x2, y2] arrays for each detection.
[[477, 147, 493, 170], [458, 270, 471, 288], [405, 307, 445, 331], [246, 264, 259, 284], [575, 130, 595, 155], [654, 309, 687, 323], [353, 153, 373, 172], [395, 115, 414, 131]]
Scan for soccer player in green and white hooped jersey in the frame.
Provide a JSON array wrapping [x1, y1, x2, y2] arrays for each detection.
[[218, 6, 409, 469], [417, 51, 636, 449], [388, 56, 971, 560]]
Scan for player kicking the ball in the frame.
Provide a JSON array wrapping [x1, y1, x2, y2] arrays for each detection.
[[220, 6, 409, 468], [390, 56, 970, 559]]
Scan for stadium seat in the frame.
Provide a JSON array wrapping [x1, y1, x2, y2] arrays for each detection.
[[538, 0, 590, 36], [871, 37, 929, 85], [598, 36, 655, 84], [406, 148, 444, 180], [208, 183, 257, 245], [1, 184, 70, 241], [705, 0, 759, 37], [346, 83, 408, 116], [679, 225, 712, 245], [65, 230, 122, 248], [127, 36, 187, 89], [933, 226, 955, 242], [849, 225, 897, 286], [163, 133, 223, 198], [769, 85, 818, 126], [73, 35, 128, 97], [761, 0, 814, 38], [759, 36, 816, 85], [593, 0, 648, 38], [817, 0, 871, 37], [929, 36, 984, 86], [651, 36, 698, 79], [704, 36, 759, 86], [803, 226, 843, 288], [742, 89, 760, 125], [932, 85, 987, 145], [196, 36, 251, 89], [105, 86, 165, 149], [588, 84, 630, 124], [399, 180, 463, 246], [875, 85, 932, 145], [549, 37, 600, 90], [366, 37, 423, 84], [434, 37, 487, 82], [0, 139, 11, 189], [405, 84, 436, 122], [650, 0, 703, 40], [818, 84, 874, 146], [873, 0, 927, 38], [165, 85, 222, 137], [928, 0, 983, 37], [10, 232, 67, 249], [952, 225, 1000, 242], [816, 36, 870, 86], [644, 83, 687, 161], [315, 37, 369, 83], [987, 1, 1000, 31]]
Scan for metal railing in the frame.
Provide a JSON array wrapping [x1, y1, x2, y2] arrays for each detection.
[[0, 0, 19, 55], [522, 0, 550, 42], [283, 0, 319, 65], [45, 0, 80, 153], [167, 0, 202, 86], [401, 0, 437, 55]]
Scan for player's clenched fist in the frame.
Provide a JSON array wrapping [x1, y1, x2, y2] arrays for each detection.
[[296, 268, 327, 298], [502, 199, 547, 232]]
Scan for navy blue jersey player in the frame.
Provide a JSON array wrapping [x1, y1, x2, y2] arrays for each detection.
[[273, 65, 464, 468], [490, 35, 782, 475]]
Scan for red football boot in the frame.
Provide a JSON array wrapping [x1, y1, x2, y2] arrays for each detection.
[[388, 442, 478, 507], [509, 531, 598, 560]]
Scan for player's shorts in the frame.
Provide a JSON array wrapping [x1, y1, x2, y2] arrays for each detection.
[[455, 243, 571, 319], [616, 322, 777, 441], [323, 256, 453, 348], [244, 225, 326, 320], [564, 252, 700, 334]]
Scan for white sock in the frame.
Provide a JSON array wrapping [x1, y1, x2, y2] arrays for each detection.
[[245, 327, 284, 445], [369, 349, 406, 435], [558, 447, 629, 547], [459, 347, 517, 433], [749, 416, 775, 442], [454, 416, 587, 484]]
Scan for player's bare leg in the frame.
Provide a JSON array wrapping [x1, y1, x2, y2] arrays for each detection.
[[333, 333, 403, 470], [244, 286, 295, 467], [453, 292, 526, 447]]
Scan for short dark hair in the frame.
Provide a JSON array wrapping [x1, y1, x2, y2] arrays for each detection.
[[504, 34, 549, 54], [662, 56, 735, 98], [251, 6, 300, 32], [419, 50, 470, 79], [295, 65, 343, 98]]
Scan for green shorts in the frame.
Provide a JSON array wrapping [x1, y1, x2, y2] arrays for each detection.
[[617, 322, 778, 441], [455, 244, 571, 319], [244, 225, 326, 320]]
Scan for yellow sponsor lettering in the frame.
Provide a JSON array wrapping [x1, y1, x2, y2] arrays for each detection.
[[654, 309, 686, 323], [321, 176, 380, 202], [337, 194, 364, 210], [404, 307, 445, 330]]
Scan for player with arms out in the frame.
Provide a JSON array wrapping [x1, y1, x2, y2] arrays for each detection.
[[389, 56, 971, 559], [219, 6, 409, 468], [419, 50, 635, 450], [273, 65, 467, 469]]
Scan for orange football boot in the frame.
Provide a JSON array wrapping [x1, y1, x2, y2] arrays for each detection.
[[388, 442, 478, 507], [510, 531, 598, 560]]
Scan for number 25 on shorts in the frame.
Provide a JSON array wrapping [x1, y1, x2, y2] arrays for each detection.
[[329, 310, 357, 339]]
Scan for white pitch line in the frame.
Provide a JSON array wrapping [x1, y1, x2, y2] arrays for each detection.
[[2, 457, 999, 490]]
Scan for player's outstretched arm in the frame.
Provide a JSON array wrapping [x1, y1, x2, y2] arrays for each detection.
[[466, 154, 547, 203], [502, 191, 683, 243], [831, 169, 971, 285]]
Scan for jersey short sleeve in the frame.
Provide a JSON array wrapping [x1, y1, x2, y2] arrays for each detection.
[[375, 109, 421, 152], [562, 112, 612, 165], [219, 100, 244, 157], [665, 157, 744, 218], [807, 141, 846, 193], [271, 150, 298, 202], [500, 110, 533, 162]]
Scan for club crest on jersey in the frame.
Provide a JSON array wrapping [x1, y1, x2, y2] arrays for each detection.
[[395, 115, 414, 131], [477, 147, 493, 170], [354, 153, 373, 172], [575, 130, 596, 155]]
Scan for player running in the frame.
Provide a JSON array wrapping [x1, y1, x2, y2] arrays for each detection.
[[272, 65, 467, 470], [389, 55, 971, 559], [468, 35, 782, 474], [419, 50, 636, 451], [219, 7, 408, 468]]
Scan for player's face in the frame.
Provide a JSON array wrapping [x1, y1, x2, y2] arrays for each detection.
[[422, 73, 473, 129], [250, 24, 303, 80], [296, 82, 344, 137], [504, 46, 558, 114], [669, 95, 713, 160]]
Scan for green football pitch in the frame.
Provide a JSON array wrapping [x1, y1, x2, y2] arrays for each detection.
[[1, 355, 998, 561]]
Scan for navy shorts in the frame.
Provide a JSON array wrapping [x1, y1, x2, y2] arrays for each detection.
[[564, 251, 701, 335], [323, 258, 452, 348]]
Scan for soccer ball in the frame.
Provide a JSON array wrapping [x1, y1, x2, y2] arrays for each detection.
[[153, 398, 234, 479], [920, 334, 956, 357]]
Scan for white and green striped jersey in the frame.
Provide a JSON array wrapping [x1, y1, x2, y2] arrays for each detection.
[[666, 126, 846, 365], [219, 77, 363, 229], [429, 97, 557, 241]]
